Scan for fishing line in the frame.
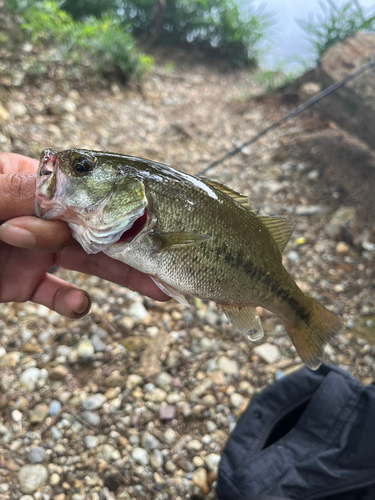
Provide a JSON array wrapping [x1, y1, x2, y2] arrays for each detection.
[[197, 58, 375, 177]]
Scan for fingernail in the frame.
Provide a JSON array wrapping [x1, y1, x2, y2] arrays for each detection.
[[0, 223, 36, 249], [74, 292, 91, 316]]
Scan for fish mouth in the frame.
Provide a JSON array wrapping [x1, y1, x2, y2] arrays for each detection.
[[35, 149, 66, 219]]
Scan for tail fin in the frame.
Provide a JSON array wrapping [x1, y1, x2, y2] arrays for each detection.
[[284, 299, 343, 370]]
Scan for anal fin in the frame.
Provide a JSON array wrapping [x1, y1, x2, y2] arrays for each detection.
[[218, 304, 264, 341]]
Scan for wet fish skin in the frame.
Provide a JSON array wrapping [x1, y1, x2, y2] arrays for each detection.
[[35, 148, 343, 369]]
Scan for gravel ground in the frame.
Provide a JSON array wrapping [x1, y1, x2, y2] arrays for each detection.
[[0, 46, 374, 499]]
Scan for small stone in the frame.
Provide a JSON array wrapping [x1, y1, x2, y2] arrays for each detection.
[[209, 370, 226, 385], [9, 102, 28, 118], [295, 205, 325, 216], [193, 456, 205, 468], [28, 446, 46, 463], [164, 428, 177, 443], [132, 448, 149, 466], [19, 496, 34, 500], [187, 439, 203, 451], [217, 356, 238, 376], [125, 374, 143, 389], [127, 302, 149, 322], [141, 431, 160, 451], [0, 483, 9, 492], [149, 449, 163, 468], [206, 421, 217, 433], [192, 467, 209, 495], [104, 387, 120, 399], [49, 472, 60, 486], [98, 444, 118, 463], [91, 333, 106, 352], [29, 404, 49, 424], [53, 494, 65, 500], [145, 388, 167, 403], [202, 394, 217, 406], [230, 392, 245, 408], [334, 284, 345, 293], [18, 464, 48, 493], [192, 378, 212, 397], [253, 343, 280, 364], [12, 409, 23, 423], [0, 105, 10, 122], [85, 436, 99, 449], [82, 411, 101, 426], [50, 365, 69, 380], [105, 370, 122, 387], [77, 340, 95, 359], [159, 402, 176, 420], [336, 241, 349, 253], [19, 367, 41, 391], [49, 400, 62, 416], [287, 250, 299, 262], [82, 394, 107, 411], [154, 371, 172, 390], [164, 460, 176, 473]]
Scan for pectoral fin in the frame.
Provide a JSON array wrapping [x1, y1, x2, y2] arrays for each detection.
[[151, 232, 210, 253], [218, 304, 264, 341]]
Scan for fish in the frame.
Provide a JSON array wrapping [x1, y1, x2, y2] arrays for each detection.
[[35, 148, 343, 369]]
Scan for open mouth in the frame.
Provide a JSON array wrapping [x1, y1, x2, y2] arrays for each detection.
[[35, 149, 59, 218]]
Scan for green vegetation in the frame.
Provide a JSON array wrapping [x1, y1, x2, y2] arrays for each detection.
[[62, 0, 271, 67], [5, 0, 152, 80], [298, 0, 375, 57]]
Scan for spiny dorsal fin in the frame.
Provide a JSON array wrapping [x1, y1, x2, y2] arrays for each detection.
[[257, 215, 294, 253], [200, 177, 257, 214]]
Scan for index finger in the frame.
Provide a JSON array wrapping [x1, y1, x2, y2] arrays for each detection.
[[0, 153, 38, 174]]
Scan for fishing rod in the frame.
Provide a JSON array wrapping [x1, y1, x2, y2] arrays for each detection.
[[197, 58, 375, 177]]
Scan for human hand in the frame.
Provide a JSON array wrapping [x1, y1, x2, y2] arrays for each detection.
[[0, 153, 168, 318]]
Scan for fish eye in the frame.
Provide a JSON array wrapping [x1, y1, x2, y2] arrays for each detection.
[[73, 158, 93, 175]]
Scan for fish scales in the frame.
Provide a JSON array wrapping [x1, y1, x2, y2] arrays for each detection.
[[35, 149, 343, 369]]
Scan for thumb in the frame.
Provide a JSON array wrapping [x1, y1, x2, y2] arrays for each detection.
[[0, 172, 36, 220]]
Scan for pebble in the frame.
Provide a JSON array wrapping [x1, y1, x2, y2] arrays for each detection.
[[19, 367, 42, 391], [49, 400, 62, 416], [106, 370, 123, 387], [29, 403, 49, 424], [126, 374, 143, 389], [217, 356, 238, 376], [0, 104, 10, 122], [192, 467, 209, 495], [187, 439, 203, 451], [163, 428, 176, 444], [9, 101, 28, 118], [85, 436, 99, 449], [132, 447, 149, 465], [230, 392, 245, 408], [287, 250, 299, 262], [12, 409, 23, 423], [50, 365, 69, 379], [145, 388, 167, 403], [159, 402, 176, 420], [141, 431, 160, 450], [77, 340, 95, 359], [150, 449, 164, 469], [19, 496, 34, 500], [50, 472, 61, 486], [82, 411, 101, 426], [18, 464, 48, 493], [28, 446, 46, 463], [127, 302, 149, 321], [155, 371, 173, 390], [82, 394, 107, 411], [253, 343, 280, 364], [295, 205, 325, 216], [91, 333, 106, 352], [336, 241, 350, 253], [205, 453, 221, 472]]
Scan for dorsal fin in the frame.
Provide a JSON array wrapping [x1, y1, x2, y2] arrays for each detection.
[[257, 215, 294, 253], [200, 177, 257, 214]]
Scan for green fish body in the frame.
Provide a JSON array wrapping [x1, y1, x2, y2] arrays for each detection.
[[35, 149, 343, 369]]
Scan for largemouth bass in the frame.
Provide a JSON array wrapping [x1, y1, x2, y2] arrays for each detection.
[[35, 149, 343, 369]]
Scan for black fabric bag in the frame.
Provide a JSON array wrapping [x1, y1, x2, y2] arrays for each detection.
[[217, 364, 375, 500]]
